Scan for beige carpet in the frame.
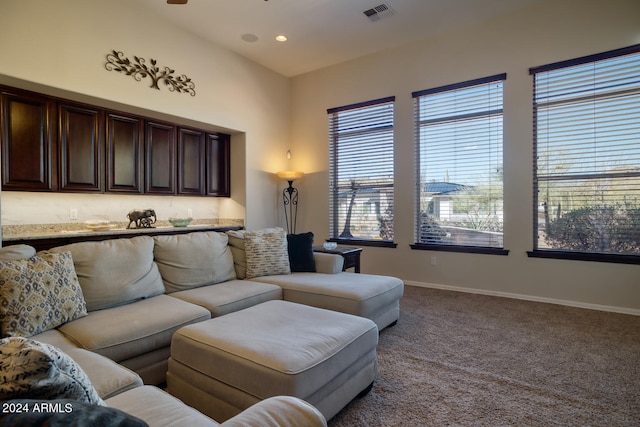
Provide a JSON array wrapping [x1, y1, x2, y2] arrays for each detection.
[[329, 285, 640, 426]]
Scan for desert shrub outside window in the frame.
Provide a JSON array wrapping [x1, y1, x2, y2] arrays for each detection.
[[328, 97, 396, 246], [412, 74, 507, 254], [530, 44, 640, 263]]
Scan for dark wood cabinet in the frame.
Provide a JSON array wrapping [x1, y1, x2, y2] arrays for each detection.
[[145, 121, 176, 194], [206, 133, 230, 196], [0, 89, 57, 191], [58, 102, 104, 192], [178, 127, 205, 195], [1, 85, 230, 198], [106, 112, 144, 193]]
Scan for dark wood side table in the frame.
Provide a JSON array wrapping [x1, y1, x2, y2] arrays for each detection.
[[313, 245, 363, 273]]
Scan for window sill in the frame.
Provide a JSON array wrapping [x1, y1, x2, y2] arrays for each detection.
[[527, 250, 640, 265], [327, 238, 397, 248], [411, 243, 509, 256]]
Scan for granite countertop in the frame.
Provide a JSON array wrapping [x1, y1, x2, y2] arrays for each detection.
[[2, 218, 244, 241]]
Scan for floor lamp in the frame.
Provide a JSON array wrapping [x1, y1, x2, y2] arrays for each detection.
[[276, 170, 304, 234]]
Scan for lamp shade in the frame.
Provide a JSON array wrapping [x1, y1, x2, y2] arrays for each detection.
[[276, 171, 304, 181]]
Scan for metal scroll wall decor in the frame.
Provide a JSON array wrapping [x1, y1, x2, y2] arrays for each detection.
[[105, 50, 196, 96]]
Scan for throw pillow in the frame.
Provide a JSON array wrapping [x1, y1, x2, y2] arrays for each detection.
[[226, 227, 285, 279], [244, 228, 291, 279], [0, 337, 105, 405], [0, 251, 87, 338], [287, 232, 316, 272]]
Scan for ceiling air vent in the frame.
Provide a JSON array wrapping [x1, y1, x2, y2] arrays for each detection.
[[363, 4, 395, 22]]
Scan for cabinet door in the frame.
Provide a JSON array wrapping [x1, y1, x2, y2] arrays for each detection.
[[178, 127, 205, 195], [58, 102, 104, 192], [206, 133, 230, 196], [106, 113, 143, 193], [145, 121, 176, 194], [0, 89, 57, 191]]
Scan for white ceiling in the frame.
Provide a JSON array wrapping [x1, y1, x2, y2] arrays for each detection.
[[134, 0, 544, 77]]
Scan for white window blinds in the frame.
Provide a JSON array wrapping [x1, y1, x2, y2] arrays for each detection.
[[328, 97, 395, 243], [413, 74, 506, 250], [531, 45, 640, 257]]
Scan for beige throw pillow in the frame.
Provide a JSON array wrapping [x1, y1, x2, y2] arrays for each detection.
[[226, 227, 282, 279], [244, 228, 291, 279], [0, 251, 87, 338]]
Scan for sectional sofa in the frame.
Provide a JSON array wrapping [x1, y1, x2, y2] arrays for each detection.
[[0, 227, 404, 425]]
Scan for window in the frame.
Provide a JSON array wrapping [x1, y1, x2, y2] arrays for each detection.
[[328, 97, 396, 246], [412, 74, 507, 254], [530, 45, 640, 263]]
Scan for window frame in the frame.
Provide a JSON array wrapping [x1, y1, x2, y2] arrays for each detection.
[[411, 74, 509, 256], [327, 96, 397, 248], [528, 44, 640, 265]]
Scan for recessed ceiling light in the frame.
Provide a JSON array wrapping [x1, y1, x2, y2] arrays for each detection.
[[275, 34, 288, 42]]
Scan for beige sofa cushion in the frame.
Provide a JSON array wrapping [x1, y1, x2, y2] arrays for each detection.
[[58, 295, 210, 362], [168, 279, 282, 317], [153, 231, 236, 293], [0, 244, 36, 261], [51, 236, 164, 312], [65, 348, 143, 399], [30, 329, 81, 353], [107, 385, 217, 427]]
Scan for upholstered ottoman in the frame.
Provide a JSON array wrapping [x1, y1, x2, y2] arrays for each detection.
[[166, 300, 378, 422]]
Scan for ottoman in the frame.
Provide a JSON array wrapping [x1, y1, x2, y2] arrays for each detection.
[[166, 300, 378, 422]]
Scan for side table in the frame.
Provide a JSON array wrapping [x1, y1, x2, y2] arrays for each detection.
[[313, 245, 363, 273]]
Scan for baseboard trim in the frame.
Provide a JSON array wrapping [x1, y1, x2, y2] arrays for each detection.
[[404, 281, 640, 316]]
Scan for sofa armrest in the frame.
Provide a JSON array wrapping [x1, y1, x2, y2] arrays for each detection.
[[221, 396, 327, 427], [313, 252, 344, 274]]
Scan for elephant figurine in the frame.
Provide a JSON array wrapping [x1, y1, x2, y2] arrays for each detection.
[[126, 209, 157, 229]]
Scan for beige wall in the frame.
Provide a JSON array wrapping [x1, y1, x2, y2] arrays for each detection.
[[290, 0, 640, 313], [0, 0, 291, 229]]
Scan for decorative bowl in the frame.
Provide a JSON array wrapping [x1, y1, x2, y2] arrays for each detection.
[[83, 220, 118, 231], [168, 217, 193, 227], [323, 241, 338, 250]]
